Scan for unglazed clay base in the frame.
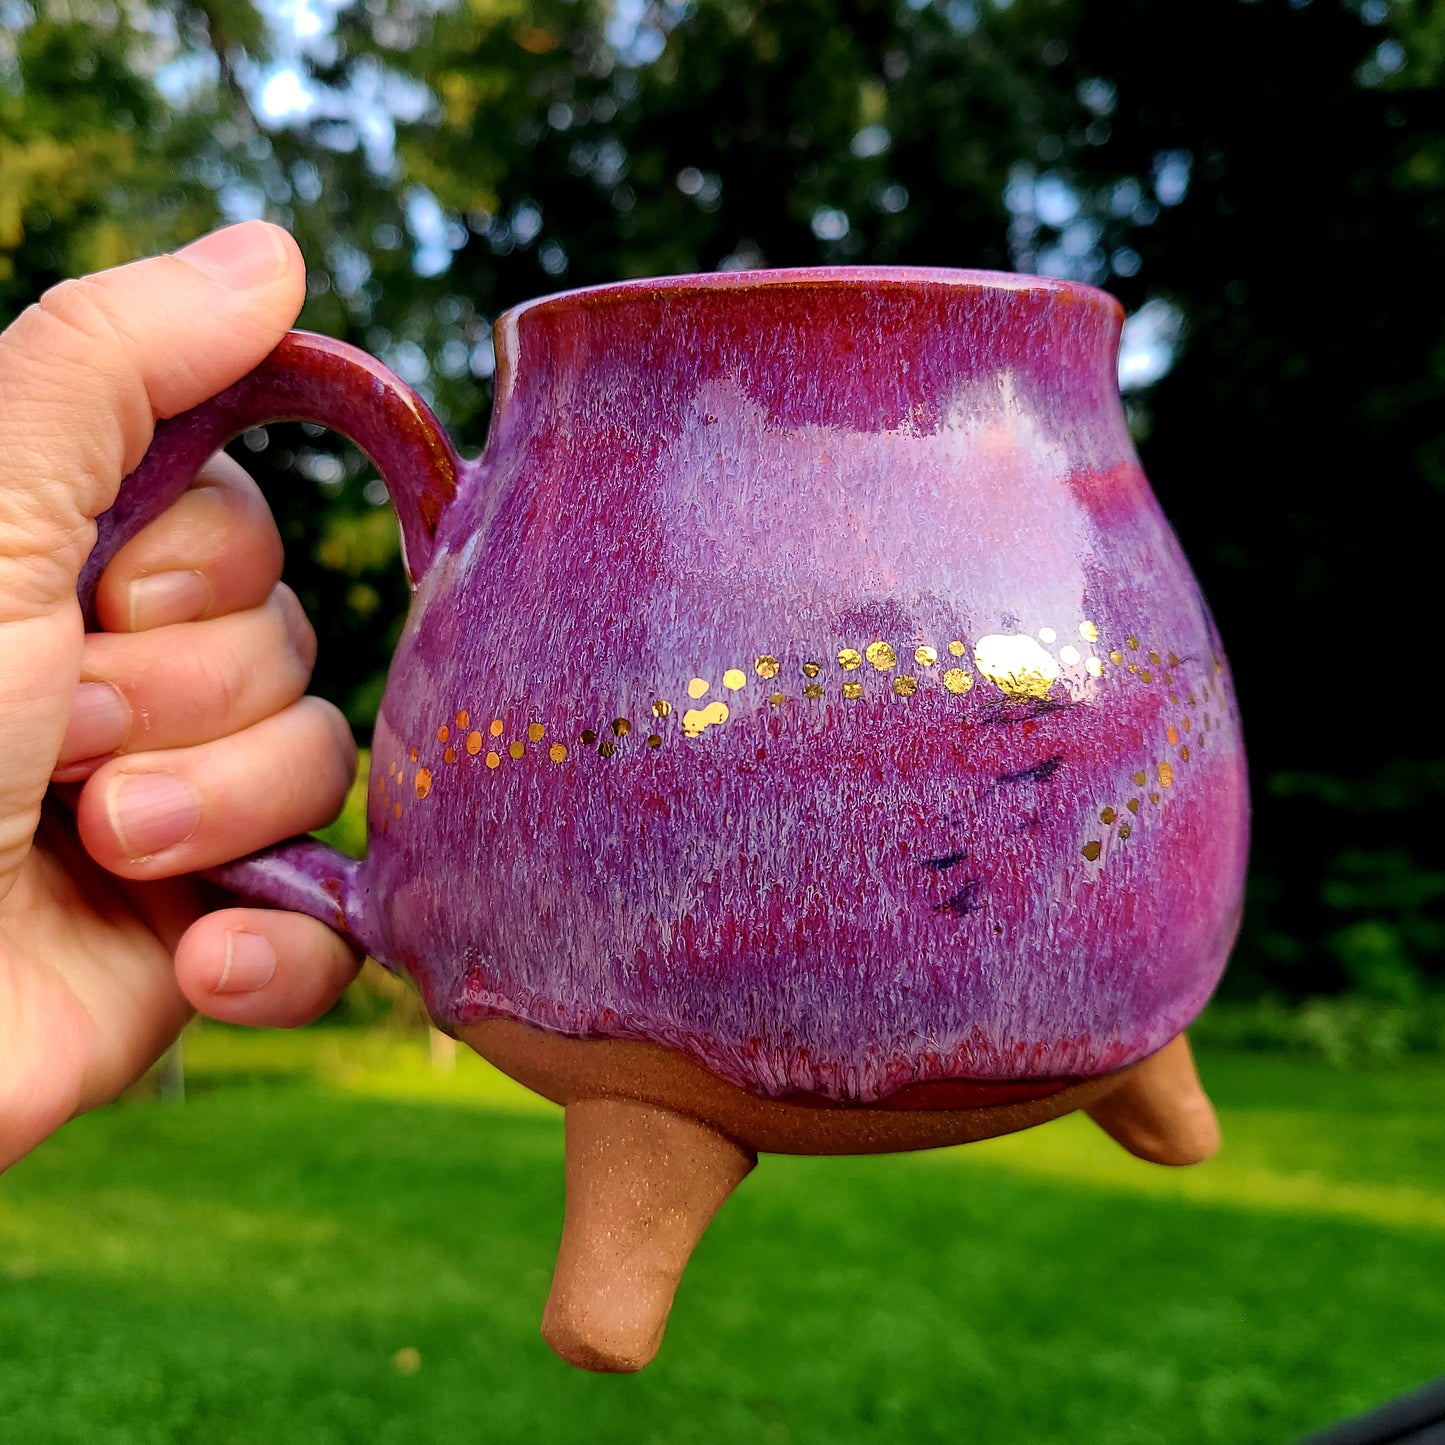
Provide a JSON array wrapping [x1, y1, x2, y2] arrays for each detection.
[[461, 1019, 1218, 1372]]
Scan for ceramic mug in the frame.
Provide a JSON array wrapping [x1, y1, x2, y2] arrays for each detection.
[[81, 267, 1248, 1371]]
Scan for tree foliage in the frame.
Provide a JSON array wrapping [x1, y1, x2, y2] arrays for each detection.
[[1, 0, 1440, 1000]]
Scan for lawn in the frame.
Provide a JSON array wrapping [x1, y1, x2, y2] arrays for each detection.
[[1, 1029, 1441, 1444]]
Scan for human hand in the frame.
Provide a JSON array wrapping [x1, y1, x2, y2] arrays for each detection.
[[0, 222, 362, 1169]]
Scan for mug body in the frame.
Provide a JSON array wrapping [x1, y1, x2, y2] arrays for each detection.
[[359, 268, 1248, 1107]]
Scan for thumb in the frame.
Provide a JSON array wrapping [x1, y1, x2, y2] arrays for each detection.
[[0, 221, 305, 902]]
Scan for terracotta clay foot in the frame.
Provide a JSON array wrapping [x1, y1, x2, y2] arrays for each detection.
[[542, 1096, 756, 1372], [1084, 1033, 1220, 1166]]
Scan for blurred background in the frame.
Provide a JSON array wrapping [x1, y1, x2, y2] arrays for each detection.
[[1, 2, 1443, 1441]]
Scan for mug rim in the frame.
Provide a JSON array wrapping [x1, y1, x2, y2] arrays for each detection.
[[497, 265, 1124, 328]]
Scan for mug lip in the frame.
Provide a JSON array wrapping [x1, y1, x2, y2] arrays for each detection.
[[496, 265, 1124, 328]]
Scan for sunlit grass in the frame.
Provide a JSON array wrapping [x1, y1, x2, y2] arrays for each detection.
[[1, 1031, 1440, 1444]]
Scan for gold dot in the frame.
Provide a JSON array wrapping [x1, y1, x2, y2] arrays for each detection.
[[598, 740, 616, 758], [755, 656, 780, 679], [1038, 627, 1056, 643], [528, 722, 545, 742], [646, 734, 662, 749], [580, 729, 597, 745], [393, 801, 403, 820], [802, 661, 821, 678], [388, 761, 396, 777], [1183, 717, 1192, 733], [1169, 652, 1180, 667], [768, 691, 784, 705], [1141, 670, 1153, 684], [892, 676, 918, 697], [865, 641, 897, 671], [681, 701, 730, 735], [1059, 645, 1080, 665], [1169, 693, 1181, 705], [948, 640, 966, 656], [1150, 791, 1161, 804], [1128, 663, 1139, 674], [1167, 726, 1180, 746], [549, 743, 568, 762], [1179, 745, 1191, 762], [1159, 761, 1174, 788], [1133, 771, 1147, 786], [409, 747, 418, 762], [652, 699, 672, 717], [1126, 635, 1140, 650], [509, 741, 525, 760], [437, 724, 450, 743], [1148, 650, 1161, 666], [1100, 807, 1116, 825], [1162, 671, 1173, 685], [723, 668, 746, 691], [443, 746, 457, 764], [1118, 823, 1132, 840], [915, 645, 938, 667], [803, 683, 824, 699], [1085, 657, 1104, 678], [612, 718, 631, 737], [466, 730, 483, 756], [1127, 798, 1140, 813], [687, 677, 709, 699], [486, 751, 500, 769], [1110, 650, 1125, 665], [1080, 620, 1099, 642], [489, 719, 504, 737], [942, 668, 974, 695], [1082, 841, 1102, 862], [837, 648, 862, 671], [414, 768, 431, 799], [842, 682, 863, 699], [456, 709, 470, 729]]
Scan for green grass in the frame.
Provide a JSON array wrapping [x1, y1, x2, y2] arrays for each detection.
[[1, 1032, 1442, 1444]]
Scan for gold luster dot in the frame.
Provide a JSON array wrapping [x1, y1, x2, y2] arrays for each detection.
[[388, 761, 396, 777], [948, 640, 966, 656], [687, 677, 709, 699], [1085, 657, 1104, 678], [723, 668, 747, 691], [443, 746, 457, 764], [682, 701, 730, 736], [1127, 798, 1140, 813], [646, 734, 662, 749], [456, 709, 470, 729], [1126, 635, 1140, 650], [1108, 650, 1124, 666], [414, 768, 432, 799], [803, 683, 824, 699], [1148, 650, 1161, 666], [1080, 620, 1099, 642], [549, 743, 568, 762], [915, 645, 938, 667], [1167, 726, 1180, 746], [1141, 670, 1153, 684], [486, 751, 500, 770], [612, 718, 631, 737], [1128, 663, 1139, 674], [1038, 627, 1057, 643], [1100, 807, 1117, 824], [865, 641, 897, 671], [409, 747, 418, 762], [598, 740, 616, 758], [1180, 745, 1191, 761], [1183, 716, 1192, 732], [769, 691, 784, 705], [1133, 770, 1147, 786], [1118, 823, 1132, 840], [942, 668, 974, 695], [580, 729, 597, 745], [466, 730, 483, 756], [842, 682, 863, 699], [1170, 652, 1181, 667], [528, 722, 545, 742], [802, 661, 822, 678], [489, 719, 504, 737], [1159, 761, 1174, 788], [509, 741, 525, 760], [973, 633, 1061, 700], [437, 724, 450, 743], [1162, 671, 1173, 685], [1082, 841, 1103, 862], [1169, 693, 1181, 705], [1059, 645, 1080, 665], [892, 676, 918, 697], [755, 655, 780, 679], [837, 648, 863, 671], [652, 699, 672, 718], [393, 801, 403, 820], [1150, 790, 1161, 804]]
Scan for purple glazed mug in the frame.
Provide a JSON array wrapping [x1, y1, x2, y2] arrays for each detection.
[[82, 267, 1248, 1371]]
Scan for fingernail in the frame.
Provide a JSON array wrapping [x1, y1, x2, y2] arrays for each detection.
[[129, 569, 210, 630], [176, 222, 290, 290], [59, 682, 130, 764], [107, 772, 201, 859], [215, 931, 277, 994]]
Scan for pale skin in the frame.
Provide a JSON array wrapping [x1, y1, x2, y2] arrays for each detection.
[[0, 222, 361, 1170]]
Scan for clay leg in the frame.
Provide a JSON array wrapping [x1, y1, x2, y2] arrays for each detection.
[[542, 1096, 756, 1372], [1085, 1033, 1220, 1166]]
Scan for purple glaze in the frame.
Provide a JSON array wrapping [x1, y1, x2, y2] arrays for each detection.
[[93, 268, 1248, 1105]]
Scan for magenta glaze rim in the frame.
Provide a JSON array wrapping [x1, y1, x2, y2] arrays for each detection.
[[495, 265, 1127, 328]]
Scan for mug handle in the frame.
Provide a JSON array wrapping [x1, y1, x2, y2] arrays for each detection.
[[75, 330, 462, 958]]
